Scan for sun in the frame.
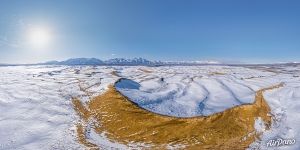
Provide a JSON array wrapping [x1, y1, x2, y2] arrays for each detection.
[[27, 27, 52, 48]]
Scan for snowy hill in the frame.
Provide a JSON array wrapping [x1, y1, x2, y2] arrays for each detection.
[[0, 65, 299, 149]]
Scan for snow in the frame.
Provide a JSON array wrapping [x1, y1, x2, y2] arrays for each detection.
[[250, 74, 300, 150], [116, 66, 278, 117], [0, 64, 299, 149], [254, 117, 267, 133], [0, 66, 118, 149]]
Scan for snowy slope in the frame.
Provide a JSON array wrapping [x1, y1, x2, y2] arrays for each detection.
[[249, 66, 300, 150], [0, 65, 299, 149], [0, 66, 118, 149], [115, 66, 279, 117]]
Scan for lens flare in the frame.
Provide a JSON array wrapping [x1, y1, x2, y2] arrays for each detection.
[[28, 27, 51, 48]]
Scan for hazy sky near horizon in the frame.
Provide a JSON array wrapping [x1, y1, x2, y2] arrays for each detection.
[[0, 0, 300, 63]]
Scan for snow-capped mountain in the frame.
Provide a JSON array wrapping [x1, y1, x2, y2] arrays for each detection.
[[42, 60, 60, 65], [104, 57, 153, 65], [155, 60, 222, 65], [39, 57, 223, 66], [60, 58, 104, 65], [42, 58, 104, 65]]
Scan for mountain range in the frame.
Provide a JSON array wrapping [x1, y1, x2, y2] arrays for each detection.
[[39, 58, 223, 66]]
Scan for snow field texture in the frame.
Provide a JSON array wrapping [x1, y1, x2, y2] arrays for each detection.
[[0, 65, 299, 149]]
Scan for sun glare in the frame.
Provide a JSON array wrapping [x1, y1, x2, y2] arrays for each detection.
[[28, 27, 51, 49]]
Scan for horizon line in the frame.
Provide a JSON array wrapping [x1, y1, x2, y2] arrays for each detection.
[[0, 57, 299, 66]]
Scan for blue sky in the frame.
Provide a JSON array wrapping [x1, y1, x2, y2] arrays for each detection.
[[0, 0, 300, 63]]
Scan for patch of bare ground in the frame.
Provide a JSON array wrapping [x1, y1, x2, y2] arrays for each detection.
[[72, 82, 283, 149], [139, 68, 153, 73], [246, 66, 281, 74], [241, 76, 266, 80], [76, 123, 99, 150], [209, 72, 226, 76], [111, 71, 120, 77]]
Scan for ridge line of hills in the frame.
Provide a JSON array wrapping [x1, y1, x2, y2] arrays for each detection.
[[1, 57, 299, 66], [38, 57, 222, 66]]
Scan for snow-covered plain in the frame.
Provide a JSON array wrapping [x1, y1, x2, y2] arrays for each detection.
[[0, 66, 118, 149], [0, 65, 299, 149]]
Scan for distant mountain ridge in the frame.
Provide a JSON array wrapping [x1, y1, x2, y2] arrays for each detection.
[[2, 58, 300, 66], [40, 57, 223, 66], [61, 58, 103, 65], [105, 58, 153, 65]]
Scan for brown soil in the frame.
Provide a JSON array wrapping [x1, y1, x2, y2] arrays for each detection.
[[73, 82, 283, 149]]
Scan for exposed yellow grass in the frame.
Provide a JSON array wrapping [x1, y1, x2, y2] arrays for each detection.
[[209, 72, 226, 76], [111, 71, 120, 77], [73, 82, 283, 149], [76, 123, 99, 150], [73, 98, 90, 121]]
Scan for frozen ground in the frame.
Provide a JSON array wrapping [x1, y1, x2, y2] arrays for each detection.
[[0, 65, 299, 149], [115, 66, 280, 117], [0, 66, 118, 149]]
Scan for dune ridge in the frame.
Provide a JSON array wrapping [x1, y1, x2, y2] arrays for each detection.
[[73, 81, 283, 149]]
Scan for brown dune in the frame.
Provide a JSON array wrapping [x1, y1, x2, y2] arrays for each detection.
[[73, 83, 283, 149]]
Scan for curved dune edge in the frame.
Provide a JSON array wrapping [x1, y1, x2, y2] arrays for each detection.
[[72, 83, 283, 149]]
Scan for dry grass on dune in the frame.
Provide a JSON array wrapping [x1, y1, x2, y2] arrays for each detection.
[[73, 83, 283, 149], [110, 71, 120, 77], [209, 72, 226, 76]]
